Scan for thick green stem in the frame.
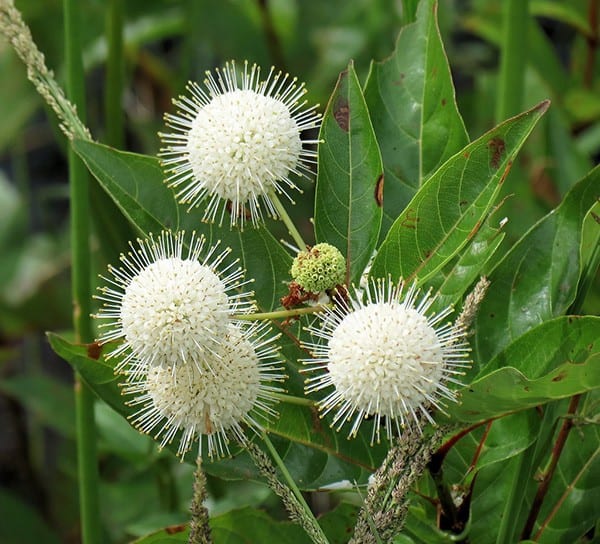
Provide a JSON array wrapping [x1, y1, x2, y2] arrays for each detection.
[[496, 0, 529, 122], [234, 305, 326, 321], [64, 0, 100, 542], [269, 190, 307, 250], [105, 0, 124, 148]]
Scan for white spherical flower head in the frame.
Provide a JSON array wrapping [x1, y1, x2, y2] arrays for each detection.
[[303, 280, 471, 444], [160, 61, 321, 227], [94, 231, 254, 377], [125, 322, 285, 459]]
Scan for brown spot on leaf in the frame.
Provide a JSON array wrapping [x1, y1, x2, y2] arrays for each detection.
[[441, 98, 447, 106], [87, 342, 102, 360], [165, 524, 187, 535], [488, 137, 506, 169], [463, 151, 470, 158], [375, 173, 384, 206], [400, 208, 419, 229], [552, 371, 567, 382], [334, 97, 350, 132], [591, 211, 600, 225], [459, 200, 468, 206]]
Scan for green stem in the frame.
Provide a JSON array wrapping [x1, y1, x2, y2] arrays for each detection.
[[234, 305, 326, 321], [269, 190, 307, 250], [271, 392, 316, 408], [105, 0, 124, 148], [261, 432, 329, 544], [64, 0, 100, 542], [495, 0, 529, 122]]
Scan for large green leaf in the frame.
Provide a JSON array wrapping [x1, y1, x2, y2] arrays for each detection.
[[473, 164, 600, 365], [447, 316, 600, 423], [443, 411, 541, 483], [371, 101, 549, 283], [364, 0, 469, 236], [72, 140, 291, 312], [211, 507, 307, 543], [315, 60, 383, 285], [131, 507, 311, 544]]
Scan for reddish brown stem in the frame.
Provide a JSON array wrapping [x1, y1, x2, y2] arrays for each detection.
[[520, 395, 582, 540], [468, 420, 493, 473]]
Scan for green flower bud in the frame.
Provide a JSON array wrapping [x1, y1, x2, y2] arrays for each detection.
[[291, 243, 346, 292]]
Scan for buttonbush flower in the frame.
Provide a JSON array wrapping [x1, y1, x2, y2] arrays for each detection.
[[291, 243, 346, 293], [159, 61, 321, 227], [124, 322, 285, 458], [94, 231, 254, 377], [303, 279, 471, 443]]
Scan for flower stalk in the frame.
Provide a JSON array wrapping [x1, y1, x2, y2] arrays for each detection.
[[188, 456, 212, 544], [246, 436, 329, 544]]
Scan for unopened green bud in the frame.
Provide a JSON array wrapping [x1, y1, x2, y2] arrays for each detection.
[[291, 243, 346, 293]]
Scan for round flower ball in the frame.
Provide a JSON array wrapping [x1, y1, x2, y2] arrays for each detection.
[[303, 279, 470, 443], [94, 231, 254, 377], [125, 322, 284, 458], [159, 61, 321, 227], [291, 243, 346, 293]]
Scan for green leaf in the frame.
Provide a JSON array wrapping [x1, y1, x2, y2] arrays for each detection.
[[447, 316, 600, 423], [444, 411, 541, 483], [402, 503, 458, 543], [364, 0, 469, 236], [315, 60, 383, 285], [72, 140, 291, 311], [466, 453, 538, 543], [371, 100, 549, 283], [210, 507, 307, 543], [318, 502, 361, 542], [431, 215, 505, 312], [473, 164, 600, 364]]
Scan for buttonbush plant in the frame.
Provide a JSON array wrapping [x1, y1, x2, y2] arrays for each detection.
[[0, 0, 598, 543]]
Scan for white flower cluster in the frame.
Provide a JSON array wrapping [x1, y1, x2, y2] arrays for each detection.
[[93, 60, 472, 457], [303, 279, 471, 443], [160, 61, 321, 227], [95, 231, 284, 458]]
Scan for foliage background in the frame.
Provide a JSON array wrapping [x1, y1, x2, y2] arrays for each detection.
[[0, 0, 598, 542]]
